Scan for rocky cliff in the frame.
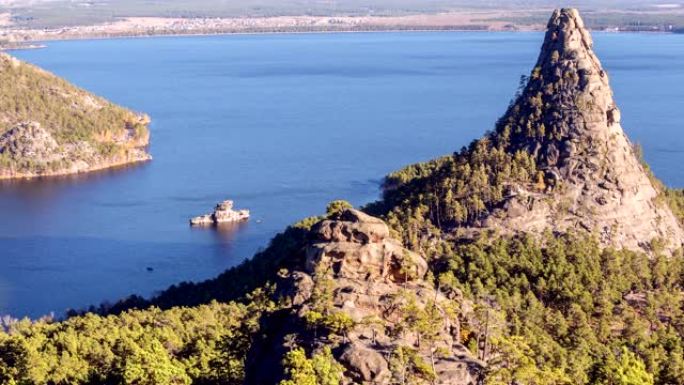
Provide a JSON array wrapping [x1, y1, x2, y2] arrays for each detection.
[[0, 53, 150, 179], [381, 8, 684, 256], [246, 209, 482, 385]]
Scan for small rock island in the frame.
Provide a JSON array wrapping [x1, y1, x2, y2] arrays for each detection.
[[190, 200, 250, 226], [0, 53, 151, 179]]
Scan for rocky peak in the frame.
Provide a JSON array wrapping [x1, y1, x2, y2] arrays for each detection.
[[478, 8, 684, 254], [246, 209, 481, 385], [305, 208, 427, 286], [499, 8, 617, 170]]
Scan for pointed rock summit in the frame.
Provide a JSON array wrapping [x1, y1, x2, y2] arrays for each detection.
[[482, 8, 684, 253]]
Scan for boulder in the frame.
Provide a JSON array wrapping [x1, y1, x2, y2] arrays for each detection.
[[0, 122, 59, 160], [312, 209, 390, 244], [339, 342, 391, 383]]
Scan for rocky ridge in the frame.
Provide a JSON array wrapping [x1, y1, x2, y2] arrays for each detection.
[[0, 53, 151, 179], [246, 209, 482, 385], [232, 9, 684, 384]]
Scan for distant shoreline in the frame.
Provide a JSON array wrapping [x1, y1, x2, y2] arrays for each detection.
[[4, 28, 511, 49], [3, 9, 681, 50], [3, 24, 678, 51]]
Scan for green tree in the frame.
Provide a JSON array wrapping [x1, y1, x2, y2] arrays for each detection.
[[597, 348, 654, 385], [326, 200, 353, 217], [280, 347, 343, 385]]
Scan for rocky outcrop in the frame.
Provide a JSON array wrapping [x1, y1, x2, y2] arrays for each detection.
[[246, 209, 482, 385], [0, 121, 150, 178], [305, 209, 428, 283], [0, 122, 60, 161], [469, 9, 684, 254], [190, 200, 250, 226], [0, 52, 151, 179]]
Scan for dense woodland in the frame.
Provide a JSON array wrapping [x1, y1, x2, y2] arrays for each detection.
[[3, 210, 684, 384], [0, 217, 319, 385], [0, 295, 270, 384]]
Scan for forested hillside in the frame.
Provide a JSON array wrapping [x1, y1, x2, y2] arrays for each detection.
[[0, 53, 150, 179]]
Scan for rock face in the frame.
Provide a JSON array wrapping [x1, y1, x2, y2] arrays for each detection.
[[0, 122, 60, 161], [246, 209, 482, 385], [476, 8, 684, 254], [0, 53, 151, 179], [190, 200, 250, 226]]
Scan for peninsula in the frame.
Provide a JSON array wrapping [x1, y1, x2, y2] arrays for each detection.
[[0, 53, 151, 179]]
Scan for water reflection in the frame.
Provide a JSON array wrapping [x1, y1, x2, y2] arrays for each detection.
[[191, 220, 250, 246], [0, 161, 151, 200]]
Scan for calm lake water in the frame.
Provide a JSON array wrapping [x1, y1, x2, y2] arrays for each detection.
[[2, 32, 683, 318]]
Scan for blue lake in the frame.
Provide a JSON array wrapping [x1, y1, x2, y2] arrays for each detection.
[[2, 31, 683, 318]]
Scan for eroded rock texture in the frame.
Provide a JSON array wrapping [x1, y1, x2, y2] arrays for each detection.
[[246, 209, 482, 385]]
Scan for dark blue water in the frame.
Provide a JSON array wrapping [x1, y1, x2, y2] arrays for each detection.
[[2, 32, 683, 318]]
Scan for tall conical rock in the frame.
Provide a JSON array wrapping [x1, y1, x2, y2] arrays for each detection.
[[484, 8, 684, 253], [380, 9, 684, 255]]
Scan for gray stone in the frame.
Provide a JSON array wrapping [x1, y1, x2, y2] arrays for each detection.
[[339, 342, 390, 383]]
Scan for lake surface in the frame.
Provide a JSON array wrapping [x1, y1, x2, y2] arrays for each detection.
[[2, 31, 683, 318]]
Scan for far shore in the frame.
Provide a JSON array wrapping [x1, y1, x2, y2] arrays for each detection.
[[2, 10, 682, 50], [2, 28, 528, 50], [3, 24, 678, 52]]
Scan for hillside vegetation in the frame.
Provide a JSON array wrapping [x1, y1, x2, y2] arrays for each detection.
[[3, 193, 684, 384]]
